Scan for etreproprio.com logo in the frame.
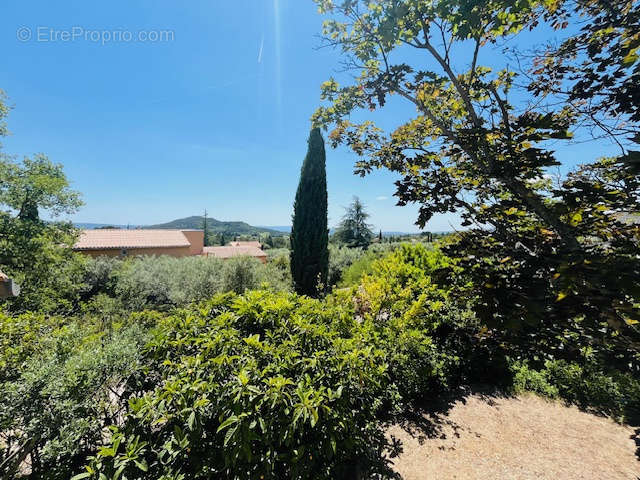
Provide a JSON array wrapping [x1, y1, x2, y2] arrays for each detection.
[[16, 26, 175, 45]]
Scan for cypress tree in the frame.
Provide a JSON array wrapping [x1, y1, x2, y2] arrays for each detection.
[[290, 128, 329, 297], [203, 209, 209, 246]]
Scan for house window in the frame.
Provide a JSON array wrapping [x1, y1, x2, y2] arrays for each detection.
[[121, 249, 128, 256]]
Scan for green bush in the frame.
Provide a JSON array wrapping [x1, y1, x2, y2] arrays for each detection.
[[78, 291, 395, 480], [333, 243, 480, 400], [0, 310, 155, 480], [509, 359, 640, 421], [107, 255, 290, 311], [80, 256, 122, 298], [327, 245, 365, 286], [337, 250, 379, 287], [221, 256, 289, 294], [509, 361, 559, 398], [328, 243, 411, 288], [113, 255, 224, 310]]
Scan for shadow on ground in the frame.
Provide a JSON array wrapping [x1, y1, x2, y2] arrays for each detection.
[[384, 386, 640, 480]]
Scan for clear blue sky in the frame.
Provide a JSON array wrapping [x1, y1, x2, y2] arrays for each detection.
[[0, 1, 619, 232]]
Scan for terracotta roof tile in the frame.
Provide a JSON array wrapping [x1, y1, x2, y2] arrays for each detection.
[[74, 229, 191, 250], [229, 241, 262, 249]]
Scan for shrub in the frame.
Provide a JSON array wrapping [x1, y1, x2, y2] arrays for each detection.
[[0, 310, 154, 480], [334, 243, 480, 401], [80, 256, 123, 298], [327, 245, 364, 286], [509, 359, 640, 421], [266, 248, 290, 262], [113, 255, 225, 310], [509, 361, 559, 398], [221, 256, 264, 293], [337, 250, 379, 287], [328, 243, 400, 287], [545, 359, 640, 420], [78, 291, 395, 480], [109, 255, 290, 311]]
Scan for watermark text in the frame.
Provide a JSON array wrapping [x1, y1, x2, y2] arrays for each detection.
[[17, 26, 175, 44]]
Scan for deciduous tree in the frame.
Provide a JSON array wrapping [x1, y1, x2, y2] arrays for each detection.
[[0, 93, 84, 313], [312, 0, 640, 365]]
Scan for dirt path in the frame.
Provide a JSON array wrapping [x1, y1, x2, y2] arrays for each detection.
[[387, 394, 639, 480]]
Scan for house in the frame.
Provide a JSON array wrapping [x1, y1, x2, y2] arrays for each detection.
[[0, 270, 20, 298], [228, 241, 263, 249], [73, 229, 204, 257], [203, 245, 267, 264]]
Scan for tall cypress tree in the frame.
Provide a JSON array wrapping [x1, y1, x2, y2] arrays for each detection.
[[290, 128, 329, 297], [202, 209, 209, 246]]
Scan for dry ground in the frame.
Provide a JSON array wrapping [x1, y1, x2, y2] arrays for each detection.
[[388, 393, 639, 480]]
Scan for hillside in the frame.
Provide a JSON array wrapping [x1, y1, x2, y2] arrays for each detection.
[[146, 216, 286, 236]]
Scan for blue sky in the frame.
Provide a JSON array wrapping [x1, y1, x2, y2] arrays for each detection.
[[0, 1, 620, 232]]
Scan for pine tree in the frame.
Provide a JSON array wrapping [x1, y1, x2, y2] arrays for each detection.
[[290, 128, 329, 297], [334, 196, 374, 249]]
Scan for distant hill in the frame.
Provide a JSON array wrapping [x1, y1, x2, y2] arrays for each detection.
[[74, 223, 141, 229], [146, 216, 286, 236], [258, 225, 291, 233]]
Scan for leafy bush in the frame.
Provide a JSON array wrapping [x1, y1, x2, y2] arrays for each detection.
[[113, 255, 225, 310], [221, 256, 289, 294], [327, 245, 364, 286], [107, 255, 290, 311], [509, 361, 560, 398], [328, 242, 400, 287], [0, 310, 155, 480], [266, 247, 290, 263], [337, 250, 380, 287], [509, 359, 640, 421], [80, 256, 122, 298], [334, 243, 481, 401], [77, 291, 395, 480]]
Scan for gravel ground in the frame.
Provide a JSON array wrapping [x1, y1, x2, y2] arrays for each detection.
[[387, 393, 639, 480]]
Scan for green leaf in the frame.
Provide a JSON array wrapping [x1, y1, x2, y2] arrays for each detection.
[[217, 415, 238, 433], [622, 49, 639, 66], [70, 473, 92, 480], [134, 459, 148, 472], [224, 425, 238, 447], [187, 411, 196, 431]]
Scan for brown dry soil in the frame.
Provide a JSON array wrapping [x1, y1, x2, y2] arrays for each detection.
[[387, 393, 640, 480]]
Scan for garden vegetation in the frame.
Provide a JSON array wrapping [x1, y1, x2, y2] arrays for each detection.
[[1, 1, 639, 479]]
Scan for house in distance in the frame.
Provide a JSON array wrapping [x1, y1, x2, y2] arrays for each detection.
[[73, 229, 267, 263], [73, 229, 205, 257]]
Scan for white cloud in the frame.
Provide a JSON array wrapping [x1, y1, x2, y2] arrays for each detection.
[[376, 196, 388, 201]]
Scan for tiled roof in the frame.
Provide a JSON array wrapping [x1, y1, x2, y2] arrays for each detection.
[[74, 229, 191, 250], [0, 270, 8, 282], [229, 241, 262, 249], [203, 246, 267, 259]]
